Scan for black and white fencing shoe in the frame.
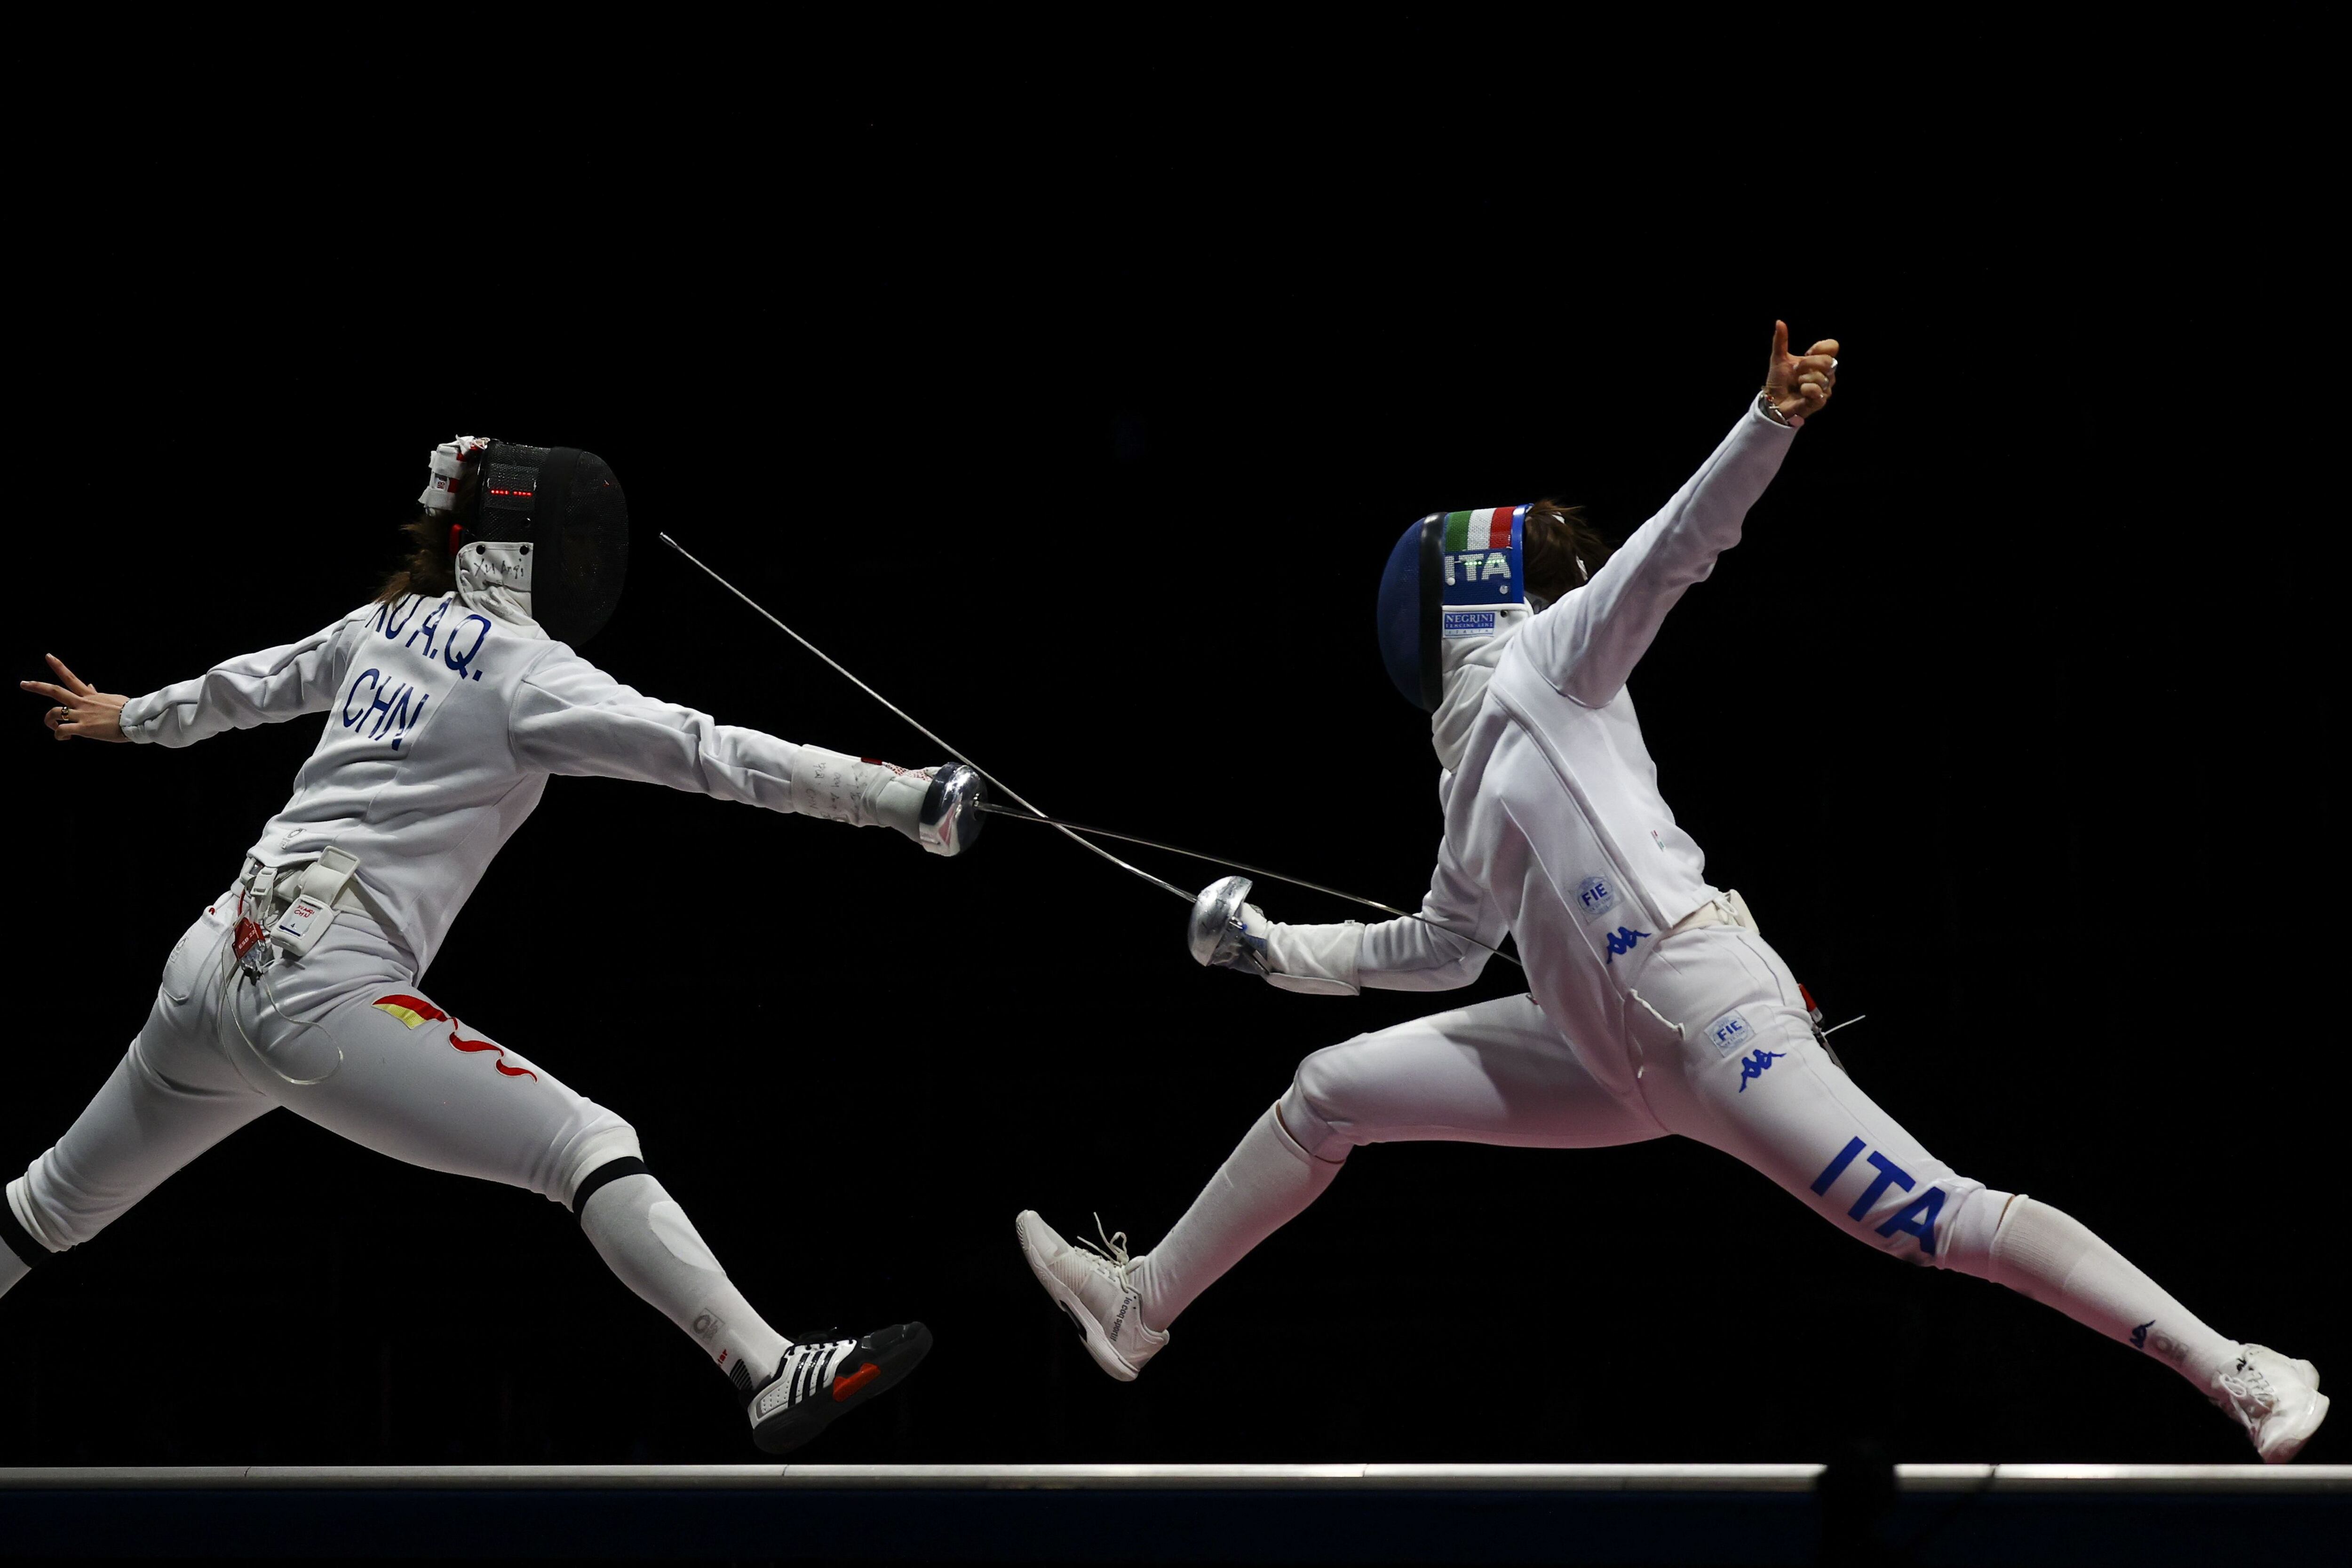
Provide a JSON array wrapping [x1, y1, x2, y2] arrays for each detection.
[[743, 1322, 933, 1455], [2211, 1345, 2328, 1463]]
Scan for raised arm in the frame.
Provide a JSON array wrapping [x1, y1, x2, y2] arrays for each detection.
[[31, 617, 362, 748], [1523, 323, 1837, 707], [509, 650, 976, 854]]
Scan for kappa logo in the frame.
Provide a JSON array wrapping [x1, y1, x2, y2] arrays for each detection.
[[1602, 926, 1651, 964], [2131, 1320, 2154, 1351], [1735, 1048, 1786, 1092]]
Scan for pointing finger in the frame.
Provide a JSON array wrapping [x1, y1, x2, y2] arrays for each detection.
[[1771, 320, 1789, 361], [46, 655, 94, 696], [20, 680, 71, 703]]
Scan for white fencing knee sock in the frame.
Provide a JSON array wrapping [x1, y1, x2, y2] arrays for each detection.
[[1966, 1193, 2239, 1391], [574, 1161, 790, 1396], [1133, 1103, 1342, 1332]]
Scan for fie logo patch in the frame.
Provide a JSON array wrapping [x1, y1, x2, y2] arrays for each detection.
[[1706, 1010, 1754, 1057], [1576, 875, 1617, 920]]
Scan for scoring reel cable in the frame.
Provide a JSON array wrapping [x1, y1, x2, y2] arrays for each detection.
[[660, 533, 1522, 968], [214, 875, 345, 1086]]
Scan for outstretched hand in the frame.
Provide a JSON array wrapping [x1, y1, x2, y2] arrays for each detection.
[[21, 654, 128, 742], [1764, 320, 1839, 426]]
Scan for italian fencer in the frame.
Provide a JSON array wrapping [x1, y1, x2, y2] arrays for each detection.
[[1016, 324, 2330, 1462], [5, 437, 984, 1453]]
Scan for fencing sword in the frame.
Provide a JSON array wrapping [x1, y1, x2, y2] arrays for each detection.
[[660, 533, 1186, 901], [660, 533, 1523, 967]]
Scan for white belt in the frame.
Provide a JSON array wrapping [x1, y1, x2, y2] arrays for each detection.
[[1668, 888, 1758, 937]]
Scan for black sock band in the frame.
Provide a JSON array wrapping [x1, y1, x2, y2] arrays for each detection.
[[0, 1194, 55, 1269], [571, 1156, 650, 1220]]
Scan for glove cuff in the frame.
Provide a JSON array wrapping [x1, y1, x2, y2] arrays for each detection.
[[1263, 920, 1364, 996], [788, 745, 922, 838]]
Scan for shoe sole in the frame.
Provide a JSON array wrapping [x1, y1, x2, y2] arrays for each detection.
[[752, 1322, 933, 1456], [1014, 1212, 1141, 1383]]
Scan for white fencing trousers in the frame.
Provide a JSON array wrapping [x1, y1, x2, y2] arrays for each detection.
[[1275, 924, 2002, 1268], [1191, 921, 2244, 1392], [6, 893, 642, 1259], [1138, 921, 2010, 1336], [1138, 993, 1678, 1330]]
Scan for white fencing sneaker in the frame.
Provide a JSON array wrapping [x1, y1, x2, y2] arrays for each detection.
[[1015, 1210, 1168, 1382], [2211, 1345, 2328, 1463]]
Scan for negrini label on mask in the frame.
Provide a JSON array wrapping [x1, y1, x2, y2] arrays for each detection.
[[1441, 610, 1498, 639]]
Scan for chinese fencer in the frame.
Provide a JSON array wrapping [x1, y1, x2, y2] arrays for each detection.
[[1017, 325, 2328, 1462], [6, 438, 981, 1454]]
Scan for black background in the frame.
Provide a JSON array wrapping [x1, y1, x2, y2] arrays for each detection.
[[2, 76, 2335, 1472]]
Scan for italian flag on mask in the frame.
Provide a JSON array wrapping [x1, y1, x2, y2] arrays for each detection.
[[1442, 507, 1517, 553]]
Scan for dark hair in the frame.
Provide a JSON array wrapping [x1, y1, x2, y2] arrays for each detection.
[[377, 512, 457, 603], [1523, 499, 1613, 604]]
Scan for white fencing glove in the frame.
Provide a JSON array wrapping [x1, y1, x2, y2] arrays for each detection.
[[791, 749, 986, 856]]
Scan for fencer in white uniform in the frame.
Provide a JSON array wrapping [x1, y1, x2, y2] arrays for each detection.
[[5, 437, 973, 1454], [1017, 326, 2329, 1462]]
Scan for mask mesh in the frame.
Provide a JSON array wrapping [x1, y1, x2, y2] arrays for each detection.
[[465, 443, 629, 643]]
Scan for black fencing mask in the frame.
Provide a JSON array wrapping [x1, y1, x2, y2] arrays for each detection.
[[420, 436, 629, 644]]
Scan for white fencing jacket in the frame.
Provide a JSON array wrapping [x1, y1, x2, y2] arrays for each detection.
[[119, 593, 893, 974], [1266, 402, 1799, 1095]]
